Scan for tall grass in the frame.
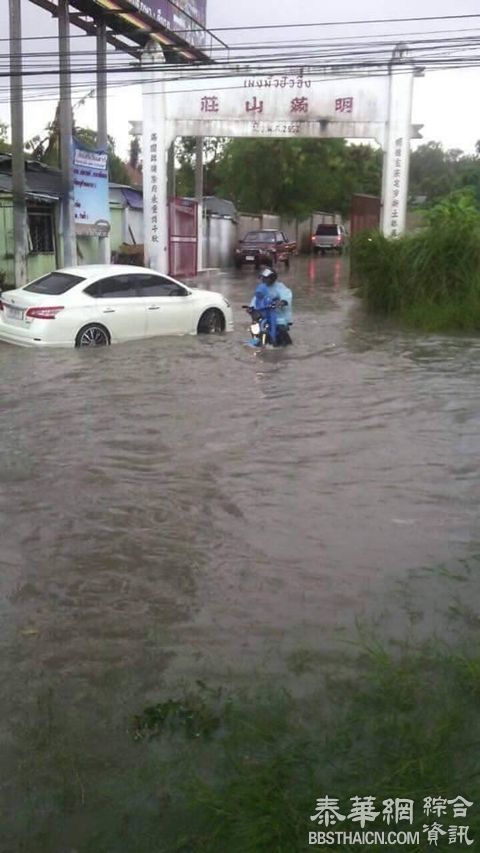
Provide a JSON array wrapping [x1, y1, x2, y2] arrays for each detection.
[[351, 191, 480, 331], [5, 551, 480, 851], [139, 646, 480, 852], [5, 641, 480, 852]]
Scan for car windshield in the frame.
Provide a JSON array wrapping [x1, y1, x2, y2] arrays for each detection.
[[244, 232, 276, 243], [24, 272, 85, 295], [315, 225, 339, 236]]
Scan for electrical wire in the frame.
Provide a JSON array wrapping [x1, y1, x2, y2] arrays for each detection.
[[0, 20, 480, 110]]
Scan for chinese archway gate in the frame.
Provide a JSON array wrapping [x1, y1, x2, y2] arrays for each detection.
[[142, 43, 420, 274]]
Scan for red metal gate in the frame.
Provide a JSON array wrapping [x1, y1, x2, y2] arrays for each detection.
[[168, 197, 198, 277], [350, 194, 381, 238]]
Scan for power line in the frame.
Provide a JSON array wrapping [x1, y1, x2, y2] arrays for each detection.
[[1, 52, 479, 111], [182, 13, 480, 34], [4, 30, 480, 59], [2, 32, 480, 71], [0, 27, 479, 111]]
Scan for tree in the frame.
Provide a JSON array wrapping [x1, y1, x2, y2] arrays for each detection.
[[129, 136, 141, 170], [175, 136, 226, 197], [408, 141, 480, 206], [25, 105, 130, 183], [0, 121, 9, 153], [210, 138, 382, 218]]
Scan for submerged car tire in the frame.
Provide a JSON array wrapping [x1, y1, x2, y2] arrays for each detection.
[[75, 323, 110, 347], [197, 308, 225, 335]]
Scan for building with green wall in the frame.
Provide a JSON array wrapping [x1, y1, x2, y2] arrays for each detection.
[[0, 155, 143, 288]]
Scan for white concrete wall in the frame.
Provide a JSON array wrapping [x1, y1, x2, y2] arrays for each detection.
[[238, 214, 261, 237], [262, 214, 281, 229]]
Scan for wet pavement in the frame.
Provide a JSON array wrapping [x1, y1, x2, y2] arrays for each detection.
[[1, 254, 480, 845]]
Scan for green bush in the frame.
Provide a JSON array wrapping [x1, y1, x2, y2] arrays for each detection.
[[351, 190, 480, 330]]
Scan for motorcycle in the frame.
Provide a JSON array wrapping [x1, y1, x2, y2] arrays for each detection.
[[242, 299, 292, 348]]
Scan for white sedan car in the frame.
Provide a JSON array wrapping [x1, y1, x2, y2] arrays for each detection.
[[0, 265, 233, 348]]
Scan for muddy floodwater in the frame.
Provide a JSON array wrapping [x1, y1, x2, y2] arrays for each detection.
[[1, 256, 480, 846]]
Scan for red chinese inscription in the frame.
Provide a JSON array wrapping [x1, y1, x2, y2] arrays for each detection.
[[290, 97, 309, 114], [201, 96, 219, 113], [335, 97, 354, 113], [245, 96, 264, 114]]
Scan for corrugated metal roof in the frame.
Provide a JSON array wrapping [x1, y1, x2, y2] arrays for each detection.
[[0, 157, 62, 199]]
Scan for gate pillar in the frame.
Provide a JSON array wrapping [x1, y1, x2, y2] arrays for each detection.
[[142, 42, 172, 274], [380, 45, 415, 238]]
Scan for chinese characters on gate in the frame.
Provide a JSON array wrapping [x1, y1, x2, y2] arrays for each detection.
[[198, 76, 354, 136], [391, 137, 403, 236], [309, 795, 474, 847], [149, 133, 159, 244]]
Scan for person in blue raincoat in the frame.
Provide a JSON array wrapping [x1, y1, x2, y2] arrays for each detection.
[[250, 270, 278, 345], [271, 273, 293, 346], [250, 267, 293, 346]]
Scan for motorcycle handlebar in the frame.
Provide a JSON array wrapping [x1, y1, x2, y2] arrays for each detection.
[[243, 299, 288, 312]]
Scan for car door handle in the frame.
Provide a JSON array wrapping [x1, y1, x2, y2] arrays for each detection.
[[147, 305, 161, 310], [102, 309, 115, 313]]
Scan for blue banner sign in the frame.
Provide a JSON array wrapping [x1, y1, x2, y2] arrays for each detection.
[[73, 140, 110, 237]]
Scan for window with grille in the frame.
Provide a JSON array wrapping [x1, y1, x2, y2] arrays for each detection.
[[28, 207, 55, 254]]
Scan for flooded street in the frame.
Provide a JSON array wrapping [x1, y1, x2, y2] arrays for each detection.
[[1, 255, 480, 847], [2, 255, 480, 682]]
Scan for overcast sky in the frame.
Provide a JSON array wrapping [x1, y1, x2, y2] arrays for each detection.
[[0, 0, 479, 157]]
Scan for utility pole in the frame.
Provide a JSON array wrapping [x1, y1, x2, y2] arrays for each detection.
[[96, 18, 110, 263], [9, 0, 27, 288], [58, 0, 77, 266], [195, 136, 204, 272]]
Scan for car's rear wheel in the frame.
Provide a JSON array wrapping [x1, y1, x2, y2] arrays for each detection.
[[197, 308, 225, 334], [234, 259, 243, 269], [75, 323, 110, 347]]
